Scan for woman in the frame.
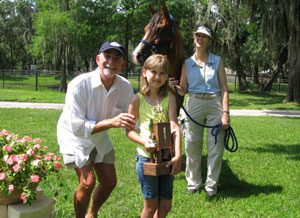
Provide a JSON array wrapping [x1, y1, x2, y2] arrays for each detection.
[[169, 25, 230, 197]]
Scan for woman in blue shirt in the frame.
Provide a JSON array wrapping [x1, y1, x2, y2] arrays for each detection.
[[169, 25, 230, 197]]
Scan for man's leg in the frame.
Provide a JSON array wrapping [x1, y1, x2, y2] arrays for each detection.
[[86, 163, 117, 217], [74, 165, 96, 218]]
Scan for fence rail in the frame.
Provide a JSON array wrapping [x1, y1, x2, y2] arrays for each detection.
[[1, 70, 288, 92]]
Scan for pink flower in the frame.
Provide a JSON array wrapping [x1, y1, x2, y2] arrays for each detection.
[[0, 129, 9, 136], [34, 144, 42, 150], [6, 157, 14, 165], [30, 175, 40, 183], [0, 172, 5, 180], [3, 144, 12, 153], [26, 148, 35, 156], [22, 136, 32, 142], [45, 153, 54, 161], [13, 164, 20, 173], [20, 193, 27, 203], [33, 138, 42, 143], [31, 159, 41, 167], [9, 184, 14, 193], [2, 155, 9, 162], [11, 155, 18, 162], [54, 162, 62, 170]]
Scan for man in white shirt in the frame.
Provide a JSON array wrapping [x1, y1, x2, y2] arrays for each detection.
[[57, 41, 135, 218]]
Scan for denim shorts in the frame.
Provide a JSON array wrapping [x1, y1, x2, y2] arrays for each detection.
[[136, 154, 173, 199]]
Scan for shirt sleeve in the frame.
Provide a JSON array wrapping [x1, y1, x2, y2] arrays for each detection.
[[66, 82, 96, 138]]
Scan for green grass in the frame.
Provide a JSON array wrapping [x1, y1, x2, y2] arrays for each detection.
[[1, 87, 300, 110], [1, 108, 299, 217]]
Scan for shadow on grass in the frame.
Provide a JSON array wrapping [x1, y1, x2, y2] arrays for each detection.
[[177, 156, 283, 198], [219, 160, 283, 198], [245, 143, 300, 161]]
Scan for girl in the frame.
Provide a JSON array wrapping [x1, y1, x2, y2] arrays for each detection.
[[126, 54, 181, 218]]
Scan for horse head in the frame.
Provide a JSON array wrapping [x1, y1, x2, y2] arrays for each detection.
[[132, 4, 183, 80]]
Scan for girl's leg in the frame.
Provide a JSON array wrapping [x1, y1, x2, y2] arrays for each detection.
[[141, 198, 158, 218], [154, 199, 172, 218]]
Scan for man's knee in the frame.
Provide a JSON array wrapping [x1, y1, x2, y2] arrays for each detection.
[[79, 176, 96, 192]]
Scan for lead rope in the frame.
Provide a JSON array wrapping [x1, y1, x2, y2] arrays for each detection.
[[175, 87, 238, 152]]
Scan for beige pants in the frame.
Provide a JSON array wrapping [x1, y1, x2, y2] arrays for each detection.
[[184, 95, 225, 194]]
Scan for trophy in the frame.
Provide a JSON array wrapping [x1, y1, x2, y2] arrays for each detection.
[[144, 106, 174, 176]]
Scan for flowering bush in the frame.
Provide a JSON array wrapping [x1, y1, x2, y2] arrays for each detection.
[[0, 129, 62, 205]]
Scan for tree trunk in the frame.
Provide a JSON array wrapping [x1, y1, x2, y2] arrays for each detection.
[[252, 64, 259, 84], [123, 15, 130, 79], [260, 46, 288, 92], [232, 41, 248, 91], [286, 51, 300, 103], [59, 44, 67, 92], [283, 0, 300, 103]]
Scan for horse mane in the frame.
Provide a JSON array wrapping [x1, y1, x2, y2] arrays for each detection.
[[169, 21, 184, 81], [148, 10, 184, 81]]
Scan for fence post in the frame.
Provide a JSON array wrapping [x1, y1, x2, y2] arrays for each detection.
[[2, 70, 4, 89], [234, 74, 237, 92]]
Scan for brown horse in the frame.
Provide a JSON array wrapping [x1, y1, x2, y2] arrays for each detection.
[[132, 3, 184, 111]]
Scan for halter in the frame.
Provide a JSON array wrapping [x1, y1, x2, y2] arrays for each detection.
[[139, 14, 176, 55]]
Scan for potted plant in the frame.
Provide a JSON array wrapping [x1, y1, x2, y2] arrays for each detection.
[[0, 129, 62, 205]]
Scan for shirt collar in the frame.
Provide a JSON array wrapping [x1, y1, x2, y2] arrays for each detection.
[[191, 52, 212, 67], [91, 69, 103, 89], [91, 68, 121, 92]]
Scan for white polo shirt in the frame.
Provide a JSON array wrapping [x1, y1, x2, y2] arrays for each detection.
[[57, 69, 133, 168]]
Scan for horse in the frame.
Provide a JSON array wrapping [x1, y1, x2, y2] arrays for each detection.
[[132, 3, 184, 113]]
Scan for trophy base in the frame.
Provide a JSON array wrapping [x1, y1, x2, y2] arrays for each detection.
[[144, 162, 171, 176]]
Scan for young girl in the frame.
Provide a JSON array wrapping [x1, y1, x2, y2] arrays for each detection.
[[126, 54, 181, 218]]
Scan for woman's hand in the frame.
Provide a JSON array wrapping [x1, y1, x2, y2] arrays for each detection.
[[221, 112, 230, 129], [168, 77, 179, 92]]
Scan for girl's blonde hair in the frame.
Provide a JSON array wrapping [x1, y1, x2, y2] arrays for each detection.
[[140, 54, 170, 97]]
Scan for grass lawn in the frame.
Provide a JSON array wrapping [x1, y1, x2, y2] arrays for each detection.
[[1, 87, 300, 111], [0, 108, 299, 217]]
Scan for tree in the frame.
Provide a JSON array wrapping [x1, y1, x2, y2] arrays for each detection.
[[246, 0, 300, 103], [0, 0, 34, 70]]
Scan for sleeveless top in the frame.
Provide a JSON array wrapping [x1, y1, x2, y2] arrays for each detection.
[[185, 52, 221, 94], [136, 92, 169, 158]]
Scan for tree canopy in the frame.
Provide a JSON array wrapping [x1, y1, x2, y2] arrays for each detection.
[[0, 0, 299, 103]]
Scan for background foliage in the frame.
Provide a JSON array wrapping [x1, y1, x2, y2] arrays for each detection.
[[0, 0, 299, 101]]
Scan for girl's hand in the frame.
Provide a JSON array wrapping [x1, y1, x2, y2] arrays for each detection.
[[144, 139, 157, 152], [166, 156, 181, 175]]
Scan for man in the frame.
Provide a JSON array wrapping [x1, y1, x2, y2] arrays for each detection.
[[57, 41, 135, 218]]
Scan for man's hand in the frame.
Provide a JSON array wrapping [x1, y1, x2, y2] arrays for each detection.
[[111, 113, 135, 130]]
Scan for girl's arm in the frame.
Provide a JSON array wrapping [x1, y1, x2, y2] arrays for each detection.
[[126, 94, 156, 152], [126, 94, 144, 145], [167, 92, 182, 175], [218, 58, 230, 129]]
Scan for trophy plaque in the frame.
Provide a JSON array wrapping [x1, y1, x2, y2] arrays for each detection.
[[144, 122, 174, 176]]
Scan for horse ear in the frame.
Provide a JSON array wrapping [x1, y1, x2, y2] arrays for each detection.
[[149, 5, 156, 15], [161, 3, 169, 16]]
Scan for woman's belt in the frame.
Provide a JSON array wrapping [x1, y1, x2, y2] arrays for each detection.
[[189, 93, 219, 99]]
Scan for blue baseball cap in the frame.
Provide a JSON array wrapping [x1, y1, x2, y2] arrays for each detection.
[[99, 41, 125, 56]]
